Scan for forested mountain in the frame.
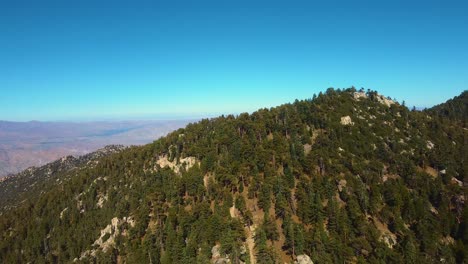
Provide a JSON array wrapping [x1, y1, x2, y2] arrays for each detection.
[[426, 90, 467, 127], [0, 88, 466, 263], [0, 145, 126, 211], [0, 120, 190, 177]]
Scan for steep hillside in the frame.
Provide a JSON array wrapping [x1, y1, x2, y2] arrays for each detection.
[[0, 145, 126, 212], [0, 120, 190, 177], [426, 90, 467, 127], [0, 88, 466, 263]]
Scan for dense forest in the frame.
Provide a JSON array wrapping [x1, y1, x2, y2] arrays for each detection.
[[426, 90, 467, 127], [0, 88, 466, 263]]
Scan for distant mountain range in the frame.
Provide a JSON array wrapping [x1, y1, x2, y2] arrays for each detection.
[[0, 120, 193, 177]]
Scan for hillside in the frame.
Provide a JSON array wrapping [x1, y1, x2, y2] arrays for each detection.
[[0, 88, 466, 263], [0, 120, 191, 177], [0, 145, 126, 211], [426, 90, 468, 127]]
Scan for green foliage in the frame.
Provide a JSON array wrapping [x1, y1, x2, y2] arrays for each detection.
[[0, 88, 466, 263]]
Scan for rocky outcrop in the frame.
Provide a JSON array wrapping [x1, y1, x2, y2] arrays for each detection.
[[353, 91, 368, 100], [375, 94, 396, 107], [295, 254, 314, 264], [337, 179, 347, 192], [426, 141, 435, 149], [156, 155, 198, 174], [340, 116, 354, 126], [211, 244, 230, 264], [211, 243, 249, 264], [353, 91, 396, 107], [78, 216, 135, 261]]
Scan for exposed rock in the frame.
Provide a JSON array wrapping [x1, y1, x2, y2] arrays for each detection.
[[337, 179, 347, 192], [375, 94, 396, 107], [59, 207, 68, 219], [353, 91, 395, 107], [156, 155, 198, 174], [267, 133, 273, 140], [373, 217, 397, 248], [451, 177, 463, 187], [0, 145, 126, 211], [214, 259, 230, 264], [340, 116, 354, 126], [96, 193, 108, 208], [79, 216, 135, 260], [203, 173, 212, 189], [441, 236, 455, 245], [240, 244, 247, 255], [295, 254, 314, 264], [382, 234, 396, 248], [353, 91, 368, 100], [426, 141, 435, 149], [211, 244, 221, 259], [211, 244, 230, 264]]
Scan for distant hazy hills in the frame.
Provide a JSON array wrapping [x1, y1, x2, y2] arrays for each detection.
[[0, 120, 192, 177]]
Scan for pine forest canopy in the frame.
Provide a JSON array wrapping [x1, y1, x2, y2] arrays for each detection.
[[0, 88, 466, 263]]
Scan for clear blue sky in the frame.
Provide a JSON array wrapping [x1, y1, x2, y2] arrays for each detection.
[[1, 0, 467, 121]]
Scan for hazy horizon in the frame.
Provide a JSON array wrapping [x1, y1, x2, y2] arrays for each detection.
[[1, 1, 467, 121], [0, 119, 193, 177], [1, 88, 463, 123]]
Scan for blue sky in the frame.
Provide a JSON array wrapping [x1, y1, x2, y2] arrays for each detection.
[[1, 0, 467, 121]]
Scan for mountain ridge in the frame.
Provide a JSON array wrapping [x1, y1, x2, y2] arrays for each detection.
[[0, 145, 126, 212], [0, 119, 192, 177], [0, 88, 466, 263]]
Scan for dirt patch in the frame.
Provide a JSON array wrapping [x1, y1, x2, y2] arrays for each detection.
[[424, 167, 438, 178], [304, 144, 312, 155], [245, 225, 257, 264], [273, 218, 292, 263]]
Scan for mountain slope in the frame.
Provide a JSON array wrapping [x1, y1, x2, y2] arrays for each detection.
[[0, 145, 126, 211], [426, 90, 467, 127], [0, 120, 191, 177], [0, 88, 466, 263]]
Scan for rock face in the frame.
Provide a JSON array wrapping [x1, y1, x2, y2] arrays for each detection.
[[295, 254, 314, 264], [375, 94, 396, 107], [382, 234, 397, 248], [337, 179, 347, 192], [427, 141, 435, 149], [156, 155, 198, 174], [211, 244, 230, 264], [79, 216, 135, 260], [353, 91, 396, 107], [340, 116, 354, 126], [353, 91, 368, 100]]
